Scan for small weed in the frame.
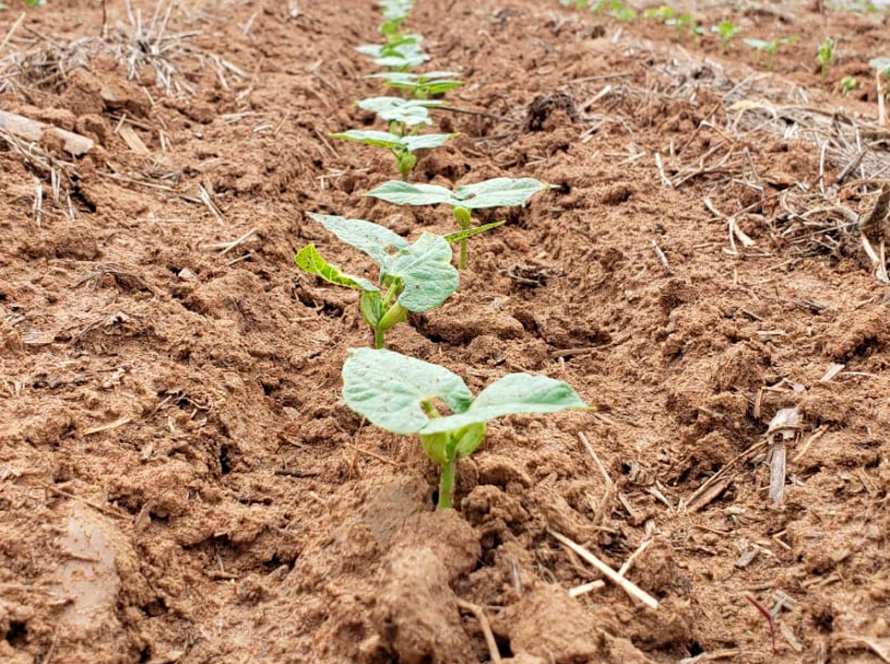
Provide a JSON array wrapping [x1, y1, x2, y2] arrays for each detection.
[[712, 20, 741, 52], [840, 76, 857, 94], [817, 37, 835, 81], [341, 348, 587, 508]]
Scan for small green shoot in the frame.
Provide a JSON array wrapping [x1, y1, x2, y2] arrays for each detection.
[[367, 70, 464, 100], [744, 36, 798, 70], [561, 0, 589, 9], [294, 214, 458, 348], [331, 130, 455, 181], [712, 20, 741, 52], [591, 0, 636, 21], [840, 76, 857, 95], [356, 96, 445, 129], [378, 0, 414, 37], [817, 37, 835, 81], [366, 177, 554, 269], [341, 348, 588, 508]]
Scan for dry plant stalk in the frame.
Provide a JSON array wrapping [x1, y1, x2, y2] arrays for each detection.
[[766, 407, 801, 506]]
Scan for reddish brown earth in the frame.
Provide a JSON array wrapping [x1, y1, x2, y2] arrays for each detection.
[[2, 0, 890, 662]]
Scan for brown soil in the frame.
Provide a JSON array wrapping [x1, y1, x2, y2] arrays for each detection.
[[2, 0, 890, 662]]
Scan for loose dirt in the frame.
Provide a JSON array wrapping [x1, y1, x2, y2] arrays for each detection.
[[2, 0, 890, 662]]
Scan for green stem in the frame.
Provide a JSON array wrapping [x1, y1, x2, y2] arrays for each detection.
[[378, 302, 407, 333], [373, 327, 385, 349], [437, 456, 456, 509], [459, 240, 468, 270], [453, 206, 472, 270]]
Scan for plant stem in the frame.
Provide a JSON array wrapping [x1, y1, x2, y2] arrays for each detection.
[[373, 327, 385, 349], [437, 456, 456, 509], [453, 206, 472, 270], [459, 240, 468, 270]]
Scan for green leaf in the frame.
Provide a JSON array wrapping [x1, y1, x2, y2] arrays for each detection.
[[454, 178, 554, 209], [307, 213, 408, 264], [294, 245, 378, 292], [342, 348, 473, 434], [331, 130, 404, 150], [422, 373, 587, 434], [367, 181, 455, 206], [400, 133, 455, 151], [366, 71, 464, 95], [367, 178, 552, 210], [332, 130, 454, 153], [443, 220, 507, 243], [360, 290, 385, 327], [384, 233, 458, 312], [744, 38, 770, 50]]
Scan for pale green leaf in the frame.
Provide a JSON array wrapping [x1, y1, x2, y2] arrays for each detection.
[[366, 180, 455, 206], [401, 133, 455, 151], [454, 177, 554, 209], [307, 213, 407, 264], [356, 96, 444, 127], [422, 373, 587, 433], [384, 233, 458, 312], [294, 245, 378, 292], [342, 348, 472, 434], [331, 130, 403, 150], [870, 57, 890, 74]]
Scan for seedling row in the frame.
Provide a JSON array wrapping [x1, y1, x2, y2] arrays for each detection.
[[293, 0, 588, 508]]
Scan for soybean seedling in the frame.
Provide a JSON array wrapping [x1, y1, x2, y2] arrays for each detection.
[[712, 20, 741, 52], [357, 34, 429, 70], [744, 36, 798, 70], [367, 71, 464, 100], [356, 96, 445, 131], [366, 177, 554, 269], [817, 37, 835, 81], [378, 0, 414, 36], [870, 57, 890, 79], [332, 130, 455, 181], [294, 214, 458, 348], [342, 348, 588, 508]]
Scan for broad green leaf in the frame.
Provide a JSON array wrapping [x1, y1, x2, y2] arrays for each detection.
[[332, 131, 454, 153], [401, 133, 455, 151], [444, 220, 506, 243], [368, 178, 552, 210], [367, 71, 464, 94], [375, 53, 429, 69], [454, 178, 554, 209], [367, 181, 455, 206], [870, 57, 890, 74], [332, 130, 404, 150], [384, 233, 458, 312], [422, 373, 587, 434], [342, 348, 472, 434], [294, 245, 378, 292], [307, 213, 407, 264], [381, 0, 413, 19]]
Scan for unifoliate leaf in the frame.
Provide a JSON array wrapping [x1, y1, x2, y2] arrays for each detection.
[[443, 220, 507, 243], [342, 348, 472, 434], [294, 245, 378, 292], [454, 178, 554, 209], [332, 131, 454, 153], [870, 57, 890, 74], [422, 373, 587, 434], [367, 180, 455, 206], [307, 213, 407, 264], [331, 130, 404, 150], [367, 71, 464, 94], [401, 133, 456, 151], [375, 52, 429, 69], [384, 233, 458, 312]]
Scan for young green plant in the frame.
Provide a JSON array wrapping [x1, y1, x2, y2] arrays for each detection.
[[744, 36, 798, 70], [367, 71, 464, 100], [840, 76, 857, 95], [378, 0, 414, 36], [342, 348, 588, 508], [817, 37, 835, 81], [294, 214, 458, 348], [357, 33, 429, 70], [331, 129, 455, 181], [712, 20, 741, 52], [356, 96, 445, 132], [366, 177, 554, 269]]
